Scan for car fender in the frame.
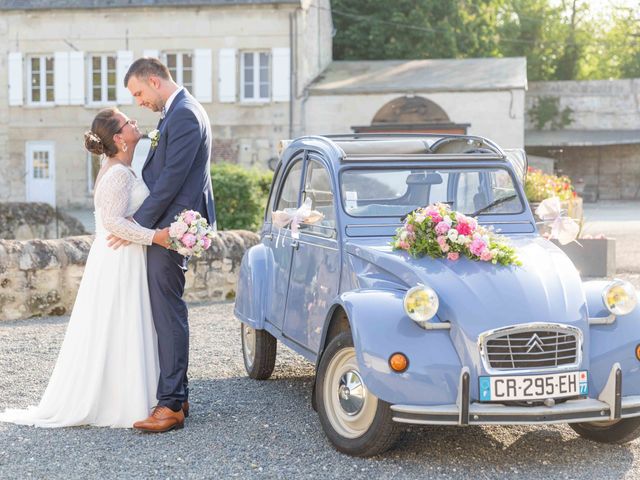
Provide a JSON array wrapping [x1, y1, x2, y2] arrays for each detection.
[[336, 289, 462, 406], [234, 243, 270, 330], [584, 280, 640, 396]]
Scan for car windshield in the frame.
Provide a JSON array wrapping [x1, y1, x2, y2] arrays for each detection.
[[341, 168, 523, 217]]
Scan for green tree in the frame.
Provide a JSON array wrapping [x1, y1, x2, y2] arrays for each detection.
[[331, 0, 503, 60]]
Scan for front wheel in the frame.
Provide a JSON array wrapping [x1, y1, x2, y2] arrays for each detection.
[[241, 324, 277, 380], [315, 331, 400, 457], [570, 417, 640, 444]]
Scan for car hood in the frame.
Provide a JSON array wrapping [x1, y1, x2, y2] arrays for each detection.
[[346, 235, 590, 372]]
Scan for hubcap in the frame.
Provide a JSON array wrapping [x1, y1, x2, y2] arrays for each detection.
[[242, 324, 256, 369], [322, 346, 378, 439], [338, 370, 365, 415]]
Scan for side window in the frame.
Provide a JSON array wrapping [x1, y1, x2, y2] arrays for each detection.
[[300, 160, 336, 238], [275, 160, 303, 213]]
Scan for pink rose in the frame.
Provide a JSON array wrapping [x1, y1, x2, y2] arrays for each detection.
[[469, 238, 487, 256], [429, 213, 443, 224], [169, 220, 189, 239], [456, 221, 473, 236], [437, 235, 450, 253], [181, 233, 197, 248], [447, 252, 459, 261], [435, 221, 450, 235], [480, 249, 493, 262], [182, 210, 196, 225], [202, 236, 212, 250]]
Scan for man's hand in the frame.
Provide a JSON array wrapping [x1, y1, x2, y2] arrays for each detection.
[[107, 234, 131, 249], [152, 227, 171, 249]]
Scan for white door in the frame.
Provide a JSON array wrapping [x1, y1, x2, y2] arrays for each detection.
[[25, 141, 56, 207]]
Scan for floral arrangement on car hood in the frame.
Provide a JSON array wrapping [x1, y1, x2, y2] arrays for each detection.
[[391, 203, 521, 266]]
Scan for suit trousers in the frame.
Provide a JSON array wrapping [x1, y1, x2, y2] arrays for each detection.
[[146, 244, 189, 412]]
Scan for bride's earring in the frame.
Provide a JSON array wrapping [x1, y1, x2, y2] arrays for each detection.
[[122, 142, 128, 153]]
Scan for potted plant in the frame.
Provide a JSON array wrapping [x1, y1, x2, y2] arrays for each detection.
[[525, 167, 614, 278]]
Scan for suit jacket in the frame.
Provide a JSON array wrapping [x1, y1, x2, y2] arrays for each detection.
[[134, 89, 216, 230]]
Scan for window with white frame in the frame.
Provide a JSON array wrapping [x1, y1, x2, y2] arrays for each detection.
[[28, 55, 55, 104], [241, 51, 270, 102], [165, 52, 193, 93], [89, 54, 117, 104]]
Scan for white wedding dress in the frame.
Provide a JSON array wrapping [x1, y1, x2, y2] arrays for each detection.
[[0, 164, 160, 428]]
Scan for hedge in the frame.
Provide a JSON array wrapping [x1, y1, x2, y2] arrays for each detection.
[[211, 163, 273, 231]]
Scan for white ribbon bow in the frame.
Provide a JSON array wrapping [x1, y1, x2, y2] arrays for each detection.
[[535, 196, 579, 245], [272, 197, 324, 246]]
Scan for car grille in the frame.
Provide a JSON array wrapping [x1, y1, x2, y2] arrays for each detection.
[[480, 325, 581, 372]]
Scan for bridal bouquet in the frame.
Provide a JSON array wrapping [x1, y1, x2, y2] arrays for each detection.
[[168, 210, 215, 257], [391, 203, 521, 266]]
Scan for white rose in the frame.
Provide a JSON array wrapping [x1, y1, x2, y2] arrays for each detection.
[[456, 234, 467, 245], [447, 229, 458, 241]]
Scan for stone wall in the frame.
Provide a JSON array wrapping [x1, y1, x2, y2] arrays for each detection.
[[0, 202, 87, 240], [526, 79, 640, 130], [0, 231, 259, 321], [528, 144, 640, 201]]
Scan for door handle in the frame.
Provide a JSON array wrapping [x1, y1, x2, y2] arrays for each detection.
[[291, 239, 300, 250], [264, 233, 273, 241]]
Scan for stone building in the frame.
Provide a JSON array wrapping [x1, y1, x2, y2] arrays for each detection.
[[525, 80, 640, 201], [0, 0, 333, 208], [1, 0, 528, 211], [304, 57, 527, 150]]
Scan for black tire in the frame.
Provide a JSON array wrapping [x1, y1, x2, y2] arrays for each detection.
[[570, 417, 640, 444], [240, 324, 277, 380], [315, 331, 400, 457]]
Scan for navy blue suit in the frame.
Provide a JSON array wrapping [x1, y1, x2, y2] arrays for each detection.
[[134, 88, 215, 411]]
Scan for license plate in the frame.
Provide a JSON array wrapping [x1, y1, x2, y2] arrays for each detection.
[[479, 371, 588, 402]]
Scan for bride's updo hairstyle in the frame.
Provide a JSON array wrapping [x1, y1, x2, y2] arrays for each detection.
[[84, 107, 121, 157]]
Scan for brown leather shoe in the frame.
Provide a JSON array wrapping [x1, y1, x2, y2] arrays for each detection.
[[182, 401, 189, 418], [133, 406, 185, 433]]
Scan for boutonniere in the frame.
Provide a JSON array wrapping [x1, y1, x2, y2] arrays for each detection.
[[148, 129, 160, 149]]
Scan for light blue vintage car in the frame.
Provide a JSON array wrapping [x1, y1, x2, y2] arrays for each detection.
[[234, 134, 640, 456]]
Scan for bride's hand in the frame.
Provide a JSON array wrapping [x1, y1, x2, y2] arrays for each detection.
[[152, 227, 171, 248], [107, 234, 131, 249]]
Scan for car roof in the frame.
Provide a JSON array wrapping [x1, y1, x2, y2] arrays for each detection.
[[279, 133, 527, 183]]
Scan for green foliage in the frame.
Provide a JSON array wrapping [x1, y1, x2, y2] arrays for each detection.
[[210, 163, 273, 231], [331, 0, 502, 60], [528, 96, 574, 130], [331, 0, 640, 81]]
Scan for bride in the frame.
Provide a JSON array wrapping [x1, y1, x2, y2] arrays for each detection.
[[0, 108, 170, 428]]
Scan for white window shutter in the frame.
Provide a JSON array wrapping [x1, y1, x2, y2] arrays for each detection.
[[8, 52, 23, 106], [193, 49, 212, 103], [271, 47, 290, 102], [218, 48, 236, 103], [68, 51, 85, 105], [116, 50, 134, 104], [143, 49, 159, 59], [54, 52, 70, 105]]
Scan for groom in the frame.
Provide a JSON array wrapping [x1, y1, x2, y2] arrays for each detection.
[[112, 57, 215, 432]]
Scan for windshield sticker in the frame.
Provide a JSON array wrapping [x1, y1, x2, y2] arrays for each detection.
[[345, 191, 358, 211]]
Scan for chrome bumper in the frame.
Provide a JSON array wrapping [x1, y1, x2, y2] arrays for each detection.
[[391, 364, 640, 426]]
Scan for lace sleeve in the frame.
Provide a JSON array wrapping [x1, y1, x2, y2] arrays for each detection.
[[96, 166, 156, 245]]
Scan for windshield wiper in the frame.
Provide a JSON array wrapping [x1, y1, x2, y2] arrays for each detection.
[[470, 194, 517, 217]]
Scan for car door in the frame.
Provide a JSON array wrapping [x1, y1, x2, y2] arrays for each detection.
[[282, 155, 340, 353], [265, 156, 304, 332]]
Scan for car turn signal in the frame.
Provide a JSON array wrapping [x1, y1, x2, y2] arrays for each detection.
[[389, 353, 409, 373], [636, 344, 640, 362]]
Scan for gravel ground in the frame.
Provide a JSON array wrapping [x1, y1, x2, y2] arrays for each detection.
[[1, 293, 639, 479]]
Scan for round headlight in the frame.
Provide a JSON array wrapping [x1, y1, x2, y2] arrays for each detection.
[[602, 279, 637, 316], [404, 285, 439, 325]]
